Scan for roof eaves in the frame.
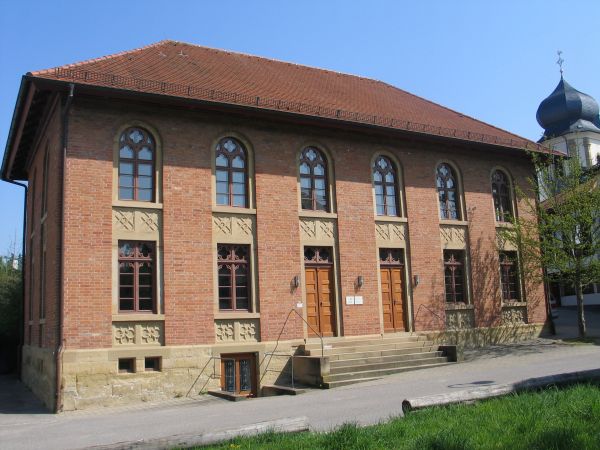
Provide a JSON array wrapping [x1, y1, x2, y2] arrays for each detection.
[[1, 77, 31, 182]]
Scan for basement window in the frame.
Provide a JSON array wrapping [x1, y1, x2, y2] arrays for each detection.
[[145, 357, 161, 372], [118, 358, 135, 374]]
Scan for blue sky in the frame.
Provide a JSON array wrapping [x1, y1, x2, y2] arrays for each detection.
[[1, 0, 599, 253]]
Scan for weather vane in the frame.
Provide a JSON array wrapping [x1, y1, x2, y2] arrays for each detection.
[[556, 50, 564, 77]]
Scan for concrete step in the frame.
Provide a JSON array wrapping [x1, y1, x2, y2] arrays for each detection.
[[322, 377, 383, 388], [329, 355, 449, 374], [329, 351, 445, 369], [302, 334, 425, 351], [323, 361, 454, 385], [322, 345, 439, 361], [304, 341, 435, 357]]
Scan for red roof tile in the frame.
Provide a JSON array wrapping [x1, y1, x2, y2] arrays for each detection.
[[31, 40, 544, 151]]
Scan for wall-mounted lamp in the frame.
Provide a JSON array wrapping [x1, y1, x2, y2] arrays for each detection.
[[292, 275, 300, 289], [413, 275, 420, 287], [357, 275, 364, 288]]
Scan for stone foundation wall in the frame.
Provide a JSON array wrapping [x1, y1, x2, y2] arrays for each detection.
[[22, 345, 56, 411], [423, 322, 548, 348], [59, 340, 302, 411]]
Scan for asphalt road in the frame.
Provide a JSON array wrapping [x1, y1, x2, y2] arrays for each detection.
[[1, 336, 599, 450]]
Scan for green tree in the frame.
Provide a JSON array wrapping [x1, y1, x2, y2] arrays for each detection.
[[502, 154, 600, 338], [0, 254, 21, 342]]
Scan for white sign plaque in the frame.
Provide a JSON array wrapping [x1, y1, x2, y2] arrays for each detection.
[[345, 296, 355, 305], [354, 296, 364, 305]]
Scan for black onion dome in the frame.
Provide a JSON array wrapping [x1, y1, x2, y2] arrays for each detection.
[[536, 77, 600, 141]]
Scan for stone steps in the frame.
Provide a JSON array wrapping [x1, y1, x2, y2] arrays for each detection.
[[295, 334, 456, 389], [329, 355, 449, 376], [322, 362, 453, 389], [330, 351, 445, 370], [303, 340, 435, 357]]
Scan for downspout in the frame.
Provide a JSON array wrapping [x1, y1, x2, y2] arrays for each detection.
[[55, 83, 74, 413], [2, 178, 27, 378]]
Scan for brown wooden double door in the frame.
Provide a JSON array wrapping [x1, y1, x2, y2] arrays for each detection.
[[380, 248, 407, 332], [304, 247, 336, 337]]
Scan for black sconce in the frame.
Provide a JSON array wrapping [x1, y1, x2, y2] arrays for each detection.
[[357, 275, 364, 288], [413, 274, 420, 287], [292, 275, 300, 289]]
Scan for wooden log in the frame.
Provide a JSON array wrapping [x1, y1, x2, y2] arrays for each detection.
[[402, 368, 600, 413], [86, 416, 310, 450]]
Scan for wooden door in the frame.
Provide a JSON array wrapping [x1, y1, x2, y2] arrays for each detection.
[[305, 266, 336, 337], [221, 353, 257, 397], [380, 267, 406, 332]]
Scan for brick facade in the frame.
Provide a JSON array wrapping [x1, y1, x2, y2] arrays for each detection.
[[11, 72, 547, 411]]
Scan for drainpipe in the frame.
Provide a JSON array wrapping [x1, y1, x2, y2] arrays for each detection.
[[55, 83, 74, 413], [1, 178, 27, 378]]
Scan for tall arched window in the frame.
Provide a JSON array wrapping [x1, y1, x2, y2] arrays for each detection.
[[216, 137, 247, 208], [300, 147, 329, 211], [436, 163, 461, 220], [491, 170, 513, 222], [373, 156, 399, 216], [118, 127, 155, 201]]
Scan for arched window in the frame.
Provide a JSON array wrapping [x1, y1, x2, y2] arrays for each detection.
[[491, 170, 513, 222], [373, 156, 399, 216], [436, 163, 461, 220], [215, 137, 247, 208], [299, 147, 329, 211], [118, 127, 155, 202]]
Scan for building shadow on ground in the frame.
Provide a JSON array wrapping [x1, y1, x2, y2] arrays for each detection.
[[0, 374, 49, 415]]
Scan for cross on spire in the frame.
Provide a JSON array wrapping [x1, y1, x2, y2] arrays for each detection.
[[556, 50, 564, 77]]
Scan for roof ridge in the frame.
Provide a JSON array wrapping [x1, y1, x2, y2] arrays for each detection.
[[30, 40, 172, 76]]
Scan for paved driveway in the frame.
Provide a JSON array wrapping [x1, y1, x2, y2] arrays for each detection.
[[1, 337, 599, 450], [552, 305, 600, 339]]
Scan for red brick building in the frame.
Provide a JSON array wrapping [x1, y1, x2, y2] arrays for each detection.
[[1, 41, 548, 411]]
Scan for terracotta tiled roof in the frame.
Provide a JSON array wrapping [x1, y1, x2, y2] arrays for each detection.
[[31, 40, 544, 151]]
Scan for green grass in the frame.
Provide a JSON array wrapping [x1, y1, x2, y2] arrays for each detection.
[[196, 384, 600, 450]]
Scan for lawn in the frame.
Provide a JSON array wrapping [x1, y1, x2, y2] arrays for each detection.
[[196, 384, 600, 450]]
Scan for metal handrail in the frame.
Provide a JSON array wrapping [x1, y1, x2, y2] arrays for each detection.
[[262, 352, 297, 389], [412, 304, 443, 335], [186, 355, 235, 397], [259, 308, 325, 387]]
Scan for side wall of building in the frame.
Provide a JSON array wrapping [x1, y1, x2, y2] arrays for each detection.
[[21, 95, 63, 411]]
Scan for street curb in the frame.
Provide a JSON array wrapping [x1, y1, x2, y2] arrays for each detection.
[[402, 368, 600, 413], [82, 416, 309, 450]]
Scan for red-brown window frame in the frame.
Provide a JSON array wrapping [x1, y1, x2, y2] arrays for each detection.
[[373, 155, 400, 217], [118, 241, 156, 313], [491, 170, 513, 222], [217, 244, 251, 311], [299, 147, 329, 212], [499, 251, 521, 302], [436, 163, 462, 220], [118, 127, 156, 202], [444, 250, 466, 303], [215, 137, 248, 208]]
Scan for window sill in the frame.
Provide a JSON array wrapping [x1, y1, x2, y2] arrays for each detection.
[[440, 220, 468, 226], [113, 200, 163, 210], [112, 314, 165, 322], [214, 312, 260, 320], [212, 206, 256, 215], [502, 301, 526, 307], [445, 303, 474, 310], [298, 211, 338, 219], [375, 216, 407, 223], [495, 222, 514, 229]]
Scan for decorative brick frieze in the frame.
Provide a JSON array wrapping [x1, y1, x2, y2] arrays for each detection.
[[445, 307, 475, 330], [501, 306, 527, 325], [113, 208, 161, 234], [375, 220, 407, 246], [212, 213, 255, 243], [299, 217, 337, 244], [440, 224, 468, 250], [214, 319, 259, 343], [112, 321, 164, 346]]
